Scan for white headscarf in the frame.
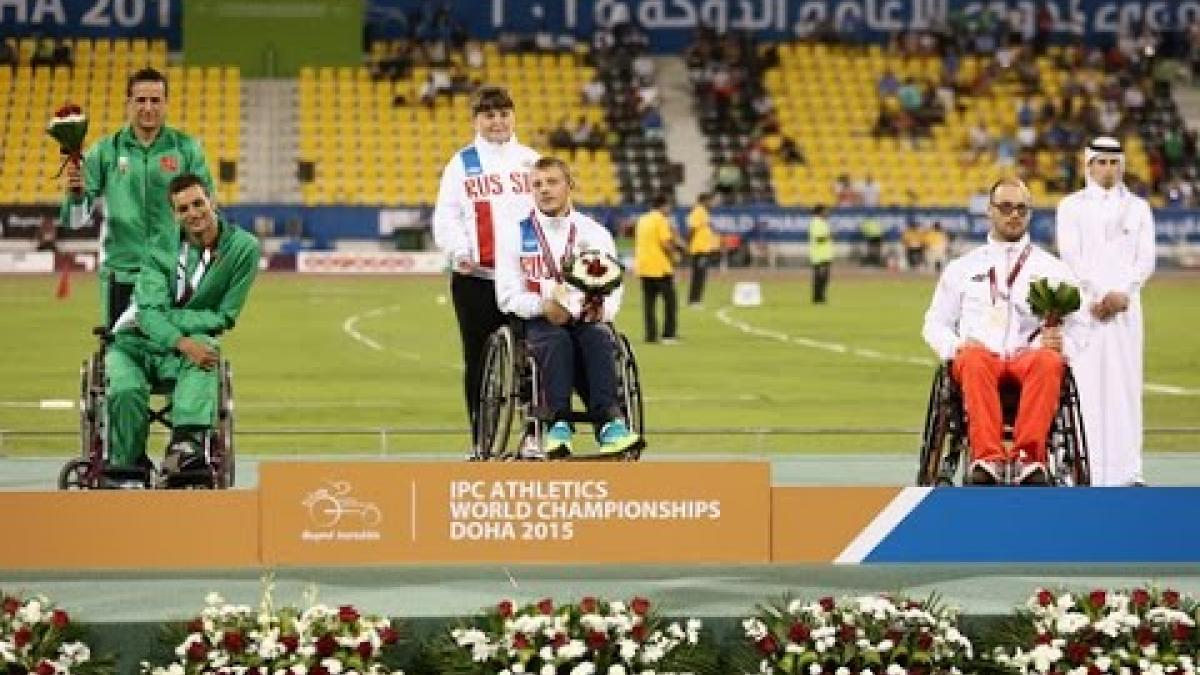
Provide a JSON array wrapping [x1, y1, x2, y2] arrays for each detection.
[[1083, 136, 1125, 188]]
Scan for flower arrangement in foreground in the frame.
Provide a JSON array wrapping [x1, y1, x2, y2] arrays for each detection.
[[142, 586, 403, 675], [431, 595, 718, 674], [0, 590, 112, 675], [737, 593, 973, 675], [986, 586, 1199, 675]]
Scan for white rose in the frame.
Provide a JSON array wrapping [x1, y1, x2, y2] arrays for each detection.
[[809, 665, 823, 675]]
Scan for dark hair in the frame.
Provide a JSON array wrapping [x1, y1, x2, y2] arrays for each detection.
[[651, 193, 671, 209], [532, 156, 575, 188], [168, 174, 209, 199], [696, 192, 712, 204], [813, 204, 827, 216], [127, 67, 168, 99], [471, 85, 514, 115]]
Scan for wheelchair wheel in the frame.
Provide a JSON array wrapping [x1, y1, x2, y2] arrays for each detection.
[[70, 353, 106, 490], [58, 458, 92, 490], [917, 365, 965, 486], [1049, 370, 1091, 486], [211, 359, 236, 488], [477, 327, 519, 460], [615, 332, 645, 456]]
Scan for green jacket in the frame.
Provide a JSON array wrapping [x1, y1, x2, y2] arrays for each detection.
[[810, 216, 834, 264], [61, 125, 214, 281], [120, 217, 260, 354]]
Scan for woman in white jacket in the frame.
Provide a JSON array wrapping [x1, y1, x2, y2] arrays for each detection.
[[1054, 137, 1156, 486]]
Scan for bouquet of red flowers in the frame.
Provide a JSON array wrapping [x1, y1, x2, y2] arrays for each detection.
[[46, 103, 88, 196], [1, 590, 113, 675]]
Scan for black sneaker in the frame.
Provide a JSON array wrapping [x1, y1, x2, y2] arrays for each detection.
[[162, 439, 207, 476], [967, 459, 1004, 486]]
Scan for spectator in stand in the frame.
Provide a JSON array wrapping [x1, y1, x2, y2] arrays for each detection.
[[877, 68, 900, 97], [642, 106, 664, 141], [779, 135, 806, 164], [902, 220, 927, 270], [581, 76, 605, 105], [834, 174, 861, 206], [30, 37, 55, 67], [857, 174, 881, 207], [0, 39, 16, 69], [51, 38, 72, 67], [548, 118, 573, 150], [570, 116, 595, 148]]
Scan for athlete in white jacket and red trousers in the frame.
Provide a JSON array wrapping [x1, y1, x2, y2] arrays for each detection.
[[1055, 137, 1156, 486], [923, 178, 1088, 485], [432, 86, 539, 454], [494, 157, 641, 458]]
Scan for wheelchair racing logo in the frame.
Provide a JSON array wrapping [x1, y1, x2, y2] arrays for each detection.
[[301, 481, 383, 539]]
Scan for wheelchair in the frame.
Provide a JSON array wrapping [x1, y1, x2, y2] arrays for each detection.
[[60, 328, 236, 490], [474, 320, 645, 461], [916, 361, 1090, 486]]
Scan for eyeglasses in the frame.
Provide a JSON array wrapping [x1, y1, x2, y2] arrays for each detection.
[[991, 201, 1030, 216]]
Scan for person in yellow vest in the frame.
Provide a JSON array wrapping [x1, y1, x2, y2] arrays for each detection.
[[686, 192, 719, 307], [902, 219, 927, 270], [635, 194, 683, 343], [810, 204, 834, 304]]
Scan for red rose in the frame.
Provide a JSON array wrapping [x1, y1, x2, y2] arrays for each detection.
[[281, 635, 300, 653], [3, 596, 20, 615], [905, 600, 923, 610], [1172, 623, 1190, 641], [380, 626, 399, 644], [514, 634, 530, 650], [1067, 642, 1089, 664], [552, 632, 568, 648], [338, 605, 360, 623], [1088, 667, 1102, 675], [788, 623, 811, 643], [1037, 590, 1055, 607], [14, 627, 33, 649], [316, 633, 337, 657], [537, 598, 554, 615], [580, 596, 598, 614], [587, 630, 608, 649], [247, 669, 261, 675], [223, 631, 245, 653], [35, 660, 55, 675], [186, 618, 205, 634], [51, 609, 69, 629], [1035, 632, 1053, 645], [1136, 627, 1156, 646], [186, 641, 207, 662], [631, 597, 651, 616], [917, 632, 934, 650], [497, 600, 514, 618], [756, 634, 780, 655], [1131, 589, 1150, 608], [1089, 590, 1107, 608], [886, 629, 905, 644], [309, 667, 329, 675], [1163, 590, 1181, 608], [357, 641, 374, 658], [840, 625, 857, 642], [819, 597, 836, 612], [631, 624, 647, 642]]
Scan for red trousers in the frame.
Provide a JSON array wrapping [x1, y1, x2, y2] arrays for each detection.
[[951, 346, 1064, 464]]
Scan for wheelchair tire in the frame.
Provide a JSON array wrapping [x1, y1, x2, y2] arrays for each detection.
[[917, 366, 947, 486], [616, 332, 645, 456], [477, 327, 519, 460], [58, 459, 92, 490], [212, 359, 236, 488], [1051, 370, 1091, 487]]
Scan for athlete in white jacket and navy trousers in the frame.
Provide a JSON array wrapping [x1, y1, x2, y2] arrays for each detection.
[[494, 157, 641, 458]]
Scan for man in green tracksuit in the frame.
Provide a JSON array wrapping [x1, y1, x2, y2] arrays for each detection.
[[809, 205, 834, 304], [62, 67, 214, 328], [106, 174, 259, 478]]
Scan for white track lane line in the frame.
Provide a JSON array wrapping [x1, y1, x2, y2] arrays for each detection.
[[716, 306, 1197, 395]]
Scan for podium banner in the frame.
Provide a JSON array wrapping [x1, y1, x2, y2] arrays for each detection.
[[260, 462, 771, 565]]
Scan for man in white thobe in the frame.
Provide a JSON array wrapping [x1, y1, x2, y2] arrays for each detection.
[[1054, 137, 1156, 486]]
